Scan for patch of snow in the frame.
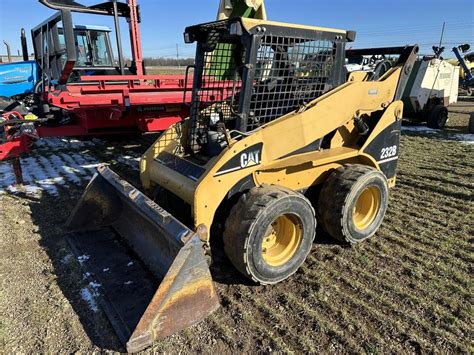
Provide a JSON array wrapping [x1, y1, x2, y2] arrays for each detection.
[[0, 152, 100, 196], [0, 163, 16, 188], [102, 268, 110, 272], [401, 126, 437, 134], [88, 281, 102, 291], [80, 163, 102, 169], [50, 155, 81, 184], [61, 254, 74, 264], [127, 261, 134, 267], [77, 254, 90, 264], [33, 137, 98, 151], [124, 281, 134, 285], [116, 155, 140, 170], [80, 287, 98, 312], [23, 156, 60, 195], [451, 133, 474, 144], [402, 125, 474, 145]]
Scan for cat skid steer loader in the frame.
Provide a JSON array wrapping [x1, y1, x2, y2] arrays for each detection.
[[67, 17, 418, 352]]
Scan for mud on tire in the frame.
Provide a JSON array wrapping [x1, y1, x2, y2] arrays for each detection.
[[223, 185, 316, 284]]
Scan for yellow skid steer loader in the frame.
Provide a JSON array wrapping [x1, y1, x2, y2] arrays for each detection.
[[67, 17, 418, 352]]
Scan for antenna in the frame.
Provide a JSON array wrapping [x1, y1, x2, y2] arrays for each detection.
[[432, 22, 446, 58], [438, 22, 446, 50]]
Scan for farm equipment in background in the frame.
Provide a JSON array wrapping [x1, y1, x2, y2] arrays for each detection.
[[451, 44, 474, 96], [401, 55, 459, 129], [346, 47, 459, 129], [68, 15, 418, 351], [450, 44, 474, 133], [0, 0, 273, 184], [0, 0, 191, 167]]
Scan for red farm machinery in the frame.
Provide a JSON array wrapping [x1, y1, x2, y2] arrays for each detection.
[[0, 0, 193, 166], [0, 0, 267, 184]]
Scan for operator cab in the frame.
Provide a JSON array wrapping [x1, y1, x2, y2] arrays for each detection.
[[32, 0, 142, 88], [59, 25, 113, 68], [57, 25, 123, 81], [182, 18, 352, 163]]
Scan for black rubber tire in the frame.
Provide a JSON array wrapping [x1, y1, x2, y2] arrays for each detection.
[[223, 185, 316, 284], [317, 164, 389, 244], [427, 105, 448, 129], [469, 112, 474, 134]]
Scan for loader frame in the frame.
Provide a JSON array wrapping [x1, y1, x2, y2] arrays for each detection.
[[140, 18, 418, 242], [68, 16, 418, 351]]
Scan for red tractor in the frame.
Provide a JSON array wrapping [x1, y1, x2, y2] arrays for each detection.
[[0, 0, 192, 165]]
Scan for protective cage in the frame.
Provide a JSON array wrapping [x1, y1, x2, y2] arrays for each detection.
[[182, 19, 348, 156]]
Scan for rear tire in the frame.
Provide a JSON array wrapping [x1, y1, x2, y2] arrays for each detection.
[[223, 185, 316, 284], [317, 164, 389, 244], [469, 112, 474, 134], [427, 105, 448, 129]]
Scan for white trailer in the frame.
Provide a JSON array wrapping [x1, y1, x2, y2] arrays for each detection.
[[402, 58, 459, 129]]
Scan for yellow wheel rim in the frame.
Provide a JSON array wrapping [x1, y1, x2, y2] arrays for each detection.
[[262, 215, 302, 267], [353, 186, 381, 230]]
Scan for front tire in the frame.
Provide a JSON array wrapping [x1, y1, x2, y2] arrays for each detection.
[[317, 165, 389, 244], [223, 185, 316, 284]]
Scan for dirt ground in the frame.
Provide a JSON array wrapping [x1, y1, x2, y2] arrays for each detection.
[[0, 100, 472, 353]]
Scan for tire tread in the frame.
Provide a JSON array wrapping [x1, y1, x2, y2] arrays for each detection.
[[318, 164, 379, 244], [224, 185, 315, 283]]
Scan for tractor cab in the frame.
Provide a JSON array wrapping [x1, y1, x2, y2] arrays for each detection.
[[56, 25, 117, 80], [59, 25, 114, 69], [32, 0, 142, 88]]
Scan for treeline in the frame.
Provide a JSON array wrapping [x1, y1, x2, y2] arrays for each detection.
[[143, 57, 195, 67]]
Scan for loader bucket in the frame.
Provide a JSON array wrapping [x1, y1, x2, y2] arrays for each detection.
[[65, 165, 219, 353]]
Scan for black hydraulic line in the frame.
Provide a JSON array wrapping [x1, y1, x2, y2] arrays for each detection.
[[112, 0, 125, 75], [21, 28, 29, 61]]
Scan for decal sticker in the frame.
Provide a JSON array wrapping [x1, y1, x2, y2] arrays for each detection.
[[214, 143, 263, 177], [363, 121, 401, 179], [240, 150, 260, 169], [379, 145, 398, 163]]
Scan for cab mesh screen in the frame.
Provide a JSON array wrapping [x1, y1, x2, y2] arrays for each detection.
[[246, 36, 336, 131], [187, 39, 245, 154]]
